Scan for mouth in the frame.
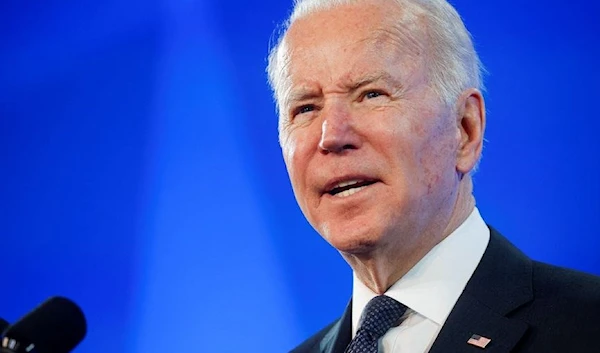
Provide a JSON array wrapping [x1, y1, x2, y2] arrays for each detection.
[[324, 178, 378, 198]]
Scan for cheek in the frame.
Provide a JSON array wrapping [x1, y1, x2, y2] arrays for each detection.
[[282, 132, 310, 189], [378, 114, 425, 168], [281, 139, 296, 169], [383, 106, 455, 183], [284, 120, 322, 163], [419, 121, 460, 189]]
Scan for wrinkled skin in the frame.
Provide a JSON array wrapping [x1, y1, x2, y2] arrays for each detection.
[[277, 0, 485, 292]]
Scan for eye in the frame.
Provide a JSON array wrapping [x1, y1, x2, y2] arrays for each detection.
[[293, 104, 315, 116], [364, 90, 385, 99]]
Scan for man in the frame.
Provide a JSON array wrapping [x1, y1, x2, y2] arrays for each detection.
[[266, 0, 600, 352]]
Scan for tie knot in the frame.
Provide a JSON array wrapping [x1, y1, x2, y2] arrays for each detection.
[[358, 295, 407, 340]]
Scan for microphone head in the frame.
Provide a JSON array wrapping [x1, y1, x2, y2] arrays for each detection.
[[2, 297, 87, 353]]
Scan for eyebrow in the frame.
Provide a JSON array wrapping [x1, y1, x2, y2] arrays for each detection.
[[285, 72, 403, 108], [346, 72, 403, 92], [287, 87, 322, 107]]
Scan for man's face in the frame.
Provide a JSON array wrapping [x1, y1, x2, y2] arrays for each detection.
[[278, 1, 463, 254]]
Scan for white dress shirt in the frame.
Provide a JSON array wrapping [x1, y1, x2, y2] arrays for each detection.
[[351, 207, 490, 352]]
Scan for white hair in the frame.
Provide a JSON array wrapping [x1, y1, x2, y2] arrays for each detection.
[[267, 0, 485, 121]]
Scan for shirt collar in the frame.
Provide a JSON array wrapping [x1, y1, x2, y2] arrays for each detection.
[[352, 207, 490, 332]]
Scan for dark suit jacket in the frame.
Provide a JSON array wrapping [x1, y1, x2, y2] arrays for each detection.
[[290, 227, 600, 352]]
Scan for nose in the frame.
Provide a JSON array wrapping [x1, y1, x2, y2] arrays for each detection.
[[318, 103, 361, 154]]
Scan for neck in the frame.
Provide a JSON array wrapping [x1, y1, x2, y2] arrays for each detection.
[[345, 177, 475, 294]]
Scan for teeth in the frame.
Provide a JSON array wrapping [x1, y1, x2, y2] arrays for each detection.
[[333, 179, 363, 189], [334, 185, 367, 198]]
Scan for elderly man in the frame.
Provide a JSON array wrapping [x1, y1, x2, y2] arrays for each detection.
[[266, 0, 600, 352]]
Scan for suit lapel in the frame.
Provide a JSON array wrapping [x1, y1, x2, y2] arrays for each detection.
[[429, 228, 533, 353], [320, 300, 352, 353], [316, 228, 533, 353], [428, 292, 529, 352]]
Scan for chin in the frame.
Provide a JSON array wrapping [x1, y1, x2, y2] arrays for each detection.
[[321, 222, 383, 254]]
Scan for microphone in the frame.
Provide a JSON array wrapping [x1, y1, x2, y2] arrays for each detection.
[[1, 297, 87, 353]]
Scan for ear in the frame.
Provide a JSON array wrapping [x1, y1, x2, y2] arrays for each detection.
[[455, 89, 486, 174]]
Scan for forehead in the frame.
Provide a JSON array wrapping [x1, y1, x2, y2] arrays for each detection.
[[280, 1, 427, 93]]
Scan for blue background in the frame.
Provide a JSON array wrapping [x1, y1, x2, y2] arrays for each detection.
[[1, 0, 599, 352]]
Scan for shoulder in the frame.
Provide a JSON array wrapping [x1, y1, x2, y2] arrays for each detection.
[[289, 320, 338, 353], [512, 262, 600, 351], [531, 260, 600, 308]]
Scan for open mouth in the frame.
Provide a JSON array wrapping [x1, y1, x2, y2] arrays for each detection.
[[327, 179, 377, 197]]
